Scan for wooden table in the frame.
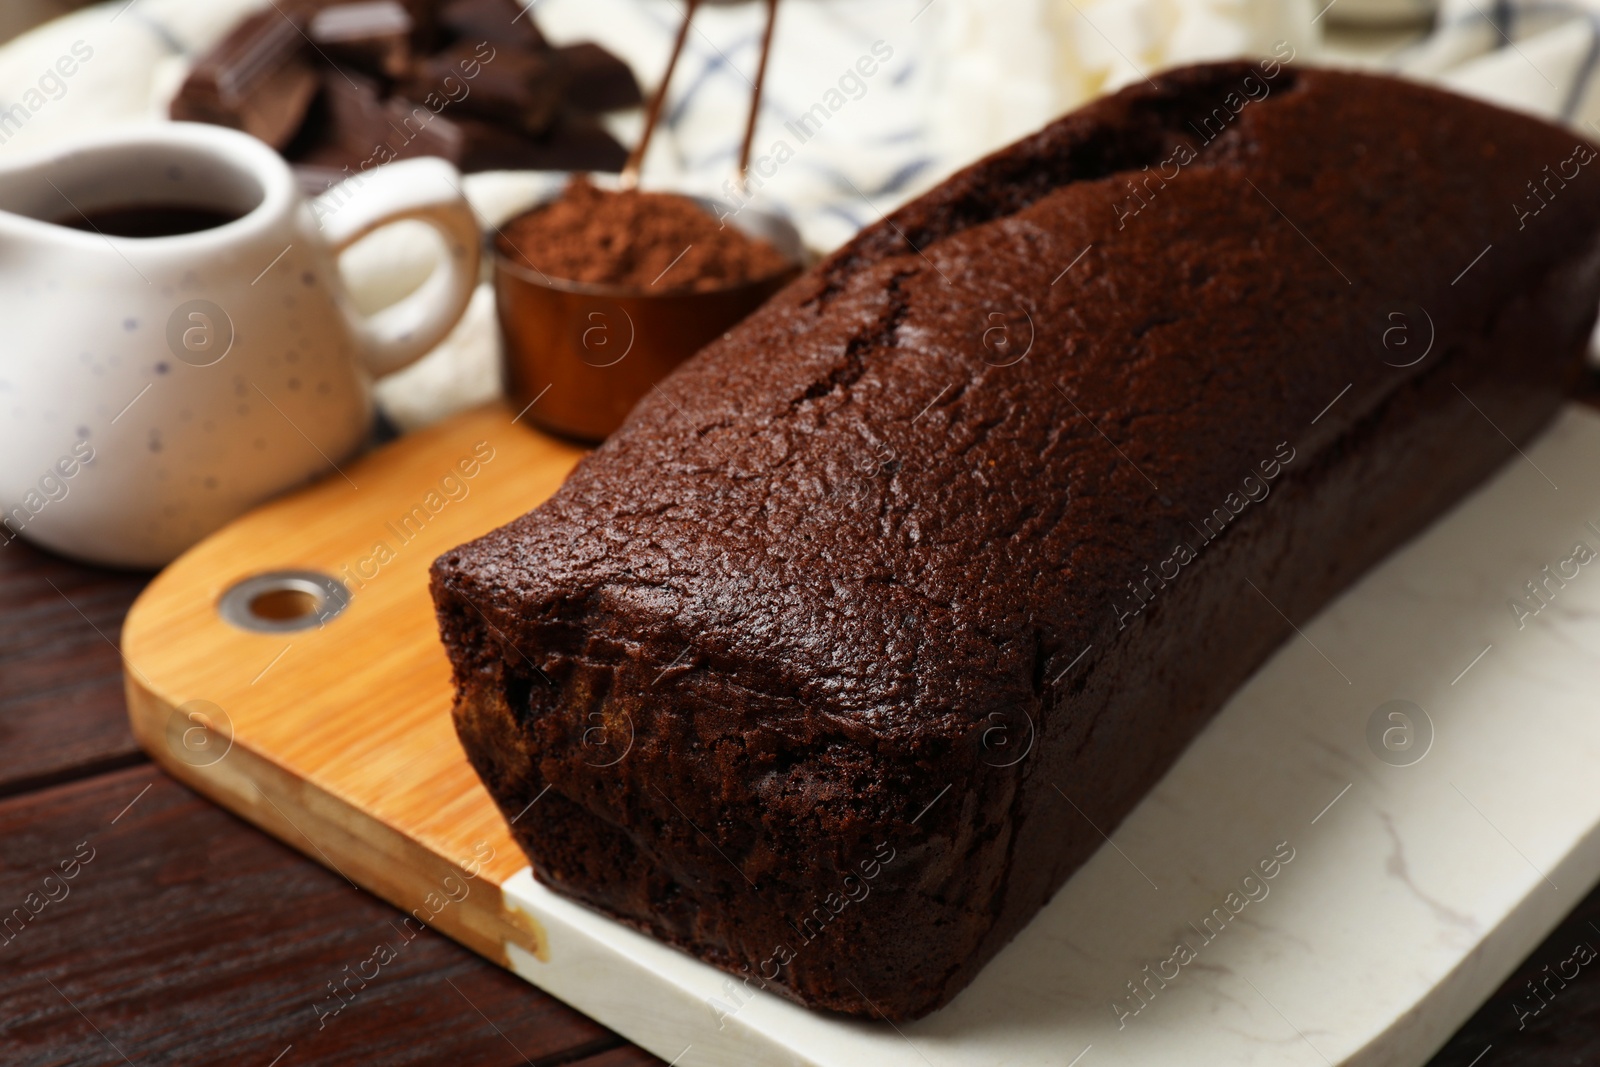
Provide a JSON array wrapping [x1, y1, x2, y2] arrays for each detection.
[[1, 533, 1597, 1067], [0, 537, 656, 1067]]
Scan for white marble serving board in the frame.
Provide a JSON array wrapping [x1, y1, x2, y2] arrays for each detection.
[[497, 404, 1600, 1067]]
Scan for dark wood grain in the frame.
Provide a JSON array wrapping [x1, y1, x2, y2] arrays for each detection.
[[0, 766, 618, 1067], [566, 1046, 668, 1067], [0, 539, 150, 798], [1425, 889, 1600, 1065]]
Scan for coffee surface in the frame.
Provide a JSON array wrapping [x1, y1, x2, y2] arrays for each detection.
[[60, 203, 241, 238]]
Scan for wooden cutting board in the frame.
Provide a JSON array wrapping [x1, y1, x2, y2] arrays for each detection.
[[122, 404, 584, 971], [124, 401, 1600, 1067]]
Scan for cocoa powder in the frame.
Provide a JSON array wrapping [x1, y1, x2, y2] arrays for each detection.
[[498, 177, 791, 291]]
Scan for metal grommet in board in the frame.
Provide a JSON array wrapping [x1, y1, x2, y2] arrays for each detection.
[[217, 570, 351, 634]]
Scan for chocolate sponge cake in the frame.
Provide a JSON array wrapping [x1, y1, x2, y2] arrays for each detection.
[[431, 61, 1600, 1020]]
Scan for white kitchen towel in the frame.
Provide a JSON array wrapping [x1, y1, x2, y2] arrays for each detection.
[[1392, 0, 1600, 129], [528, 0, 1321, 249], [0, 0, 1596, 428]]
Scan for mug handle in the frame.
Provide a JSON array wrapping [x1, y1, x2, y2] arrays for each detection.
[[312, 157, 481, 378]]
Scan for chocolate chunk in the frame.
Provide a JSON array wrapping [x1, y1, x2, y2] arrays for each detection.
[[438, 0, 545, 52], [403, 40, 565, 135], [287, 71, 466, 171], [456, 112, 626, 172], [308, 1, 414, 81], [286, 72, 623, 175], [556, 42, 641, 112], [377, 0, 446, 49], [522, 111, 629, 171], [448, 115, 538, 171], [186, 0, 634, 176], [169, 10, 319, 149]]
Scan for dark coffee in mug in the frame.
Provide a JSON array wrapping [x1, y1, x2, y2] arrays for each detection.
[[59, 203, 241, 238]]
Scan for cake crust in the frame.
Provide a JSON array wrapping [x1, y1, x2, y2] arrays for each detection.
[[432, 61, 1600, 1020]]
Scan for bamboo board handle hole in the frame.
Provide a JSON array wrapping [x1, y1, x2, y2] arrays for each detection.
[[218, 570, 352, 633]]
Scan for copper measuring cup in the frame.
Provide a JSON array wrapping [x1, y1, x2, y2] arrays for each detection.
[[494, 0, 799, 443], [493, 196, 802, 442]]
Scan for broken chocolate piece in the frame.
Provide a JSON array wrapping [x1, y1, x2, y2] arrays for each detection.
[[169, 10, 319, 149], [438, 0, 546, 52], [289, 70, 466, 171], [184, 1, 639, 175], [308, 1, 415, 81], [518, 111, 628, 171], [445, 112, 623, 172], [403, 40, 565, 134], [556, 42, 641, 112]]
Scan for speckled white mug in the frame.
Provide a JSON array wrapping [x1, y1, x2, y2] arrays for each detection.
[[0, 122, 480, 567]]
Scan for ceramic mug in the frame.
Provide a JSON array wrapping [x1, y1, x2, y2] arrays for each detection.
[[0, 122, 481, 567]]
